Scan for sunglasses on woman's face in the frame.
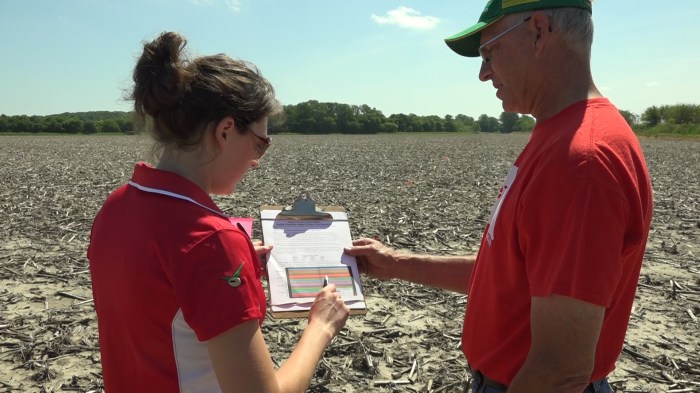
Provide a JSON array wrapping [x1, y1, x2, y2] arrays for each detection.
[[250, 131, 271, 159]]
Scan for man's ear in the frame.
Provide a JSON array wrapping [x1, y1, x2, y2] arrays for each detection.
[[531, 11, 552, 54]]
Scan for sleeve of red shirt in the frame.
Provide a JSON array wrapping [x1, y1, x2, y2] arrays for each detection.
[[519, 174, 629, 307], [172, 229, 264, 342]]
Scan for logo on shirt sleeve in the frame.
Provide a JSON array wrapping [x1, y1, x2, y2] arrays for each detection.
[[221, 262, 245, 288], [487, 166, 518, 245]]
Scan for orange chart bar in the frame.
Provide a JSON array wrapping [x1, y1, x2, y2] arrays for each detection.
[[286, 266, 355, 298]]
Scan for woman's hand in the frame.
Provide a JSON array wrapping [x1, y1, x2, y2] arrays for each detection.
[[252, 240, 272, 271], [307, 285, 350, 341]]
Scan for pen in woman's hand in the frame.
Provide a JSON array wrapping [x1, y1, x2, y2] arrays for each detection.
[[323, 275, 329, 287]]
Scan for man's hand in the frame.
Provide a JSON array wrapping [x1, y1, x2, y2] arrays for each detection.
[[344, 238, 400, 280]]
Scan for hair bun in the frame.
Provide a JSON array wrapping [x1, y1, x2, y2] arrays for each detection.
[[132, 31, 192, 118]]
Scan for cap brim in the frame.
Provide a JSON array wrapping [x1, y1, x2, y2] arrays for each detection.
[[444, 16, 502, 57]]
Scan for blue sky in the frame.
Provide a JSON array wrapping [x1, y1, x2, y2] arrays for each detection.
[[1, 0, 698, 119]]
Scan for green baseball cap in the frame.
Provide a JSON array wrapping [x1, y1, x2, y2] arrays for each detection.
[[444, 0, 592, 57]]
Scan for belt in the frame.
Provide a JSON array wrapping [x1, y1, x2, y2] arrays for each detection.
[[473, 370, 607, 392], [473, 370, 508, 390]]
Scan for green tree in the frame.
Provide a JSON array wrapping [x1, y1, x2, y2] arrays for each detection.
[[64, 118, 84, 133], [357, 104, 385, 134], [380, 121, 398, 133], [344, 120, 362, 133], [44, 118, 63, 133], [499, 112, 519, 133], [641, 106, 662, 127], [116, 118, 135, 134], [299, 117, 318, 134], [454, 114, 477, 132], [515, 115, 535, 131], [478, 114, 499, 132], [100, 120, 121, 133], [317, 116, 336, 133], [334, 103, 355, 132], [665, 104, 698, 124], [618, 110, 638, 127], [83, 121, 98, 134], [388, 113, 411, 132], [444, 115, 457, 132]]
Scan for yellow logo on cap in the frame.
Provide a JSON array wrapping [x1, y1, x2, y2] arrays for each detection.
[[502, 0, 539, 9]]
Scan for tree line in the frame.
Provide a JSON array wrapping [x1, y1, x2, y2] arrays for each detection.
[[269, 100, 534, 134], [1, 102, 699, 135], [0, 111, 135, 134]]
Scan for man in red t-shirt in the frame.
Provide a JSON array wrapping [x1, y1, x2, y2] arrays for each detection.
[[345, 1, 653, 392]]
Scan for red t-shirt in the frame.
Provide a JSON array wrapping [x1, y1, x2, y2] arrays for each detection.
[[88, 163, 266, 392], [462, 98, 653, 384]]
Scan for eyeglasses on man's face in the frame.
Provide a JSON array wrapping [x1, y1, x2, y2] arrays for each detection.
[[479, 16, 531, 64], [250, 131, 271, 159]]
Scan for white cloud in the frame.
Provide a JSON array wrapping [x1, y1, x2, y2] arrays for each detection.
[[645, 81, 661, 88], [191, 0, 214, 5], [224, 0, 241, 13], [371, 7, 440, 30]]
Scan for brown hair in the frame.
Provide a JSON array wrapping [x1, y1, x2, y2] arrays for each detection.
[[131, 31, 281, 149]]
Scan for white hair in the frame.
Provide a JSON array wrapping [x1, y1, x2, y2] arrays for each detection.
[[502, 7, 594, 59]]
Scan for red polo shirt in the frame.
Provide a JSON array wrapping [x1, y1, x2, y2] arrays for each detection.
[[462, 99, 653, 385], [88, 162, 266, 392]]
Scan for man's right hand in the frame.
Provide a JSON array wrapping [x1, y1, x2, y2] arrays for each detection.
[[344, 238, 400, 280]]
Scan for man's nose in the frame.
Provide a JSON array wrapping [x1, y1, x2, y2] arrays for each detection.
[[479, 61, 492, 82]]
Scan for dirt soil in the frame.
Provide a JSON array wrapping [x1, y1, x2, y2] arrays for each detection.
[[0, 134, 698, 392]]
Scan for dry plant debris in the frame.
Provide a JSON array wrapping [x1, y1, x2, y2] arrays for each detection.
[[0, 134, 698, 392]]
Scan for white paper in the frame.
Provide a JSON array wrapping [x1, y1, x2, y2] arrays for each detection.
[[260, 209, 365, 309]]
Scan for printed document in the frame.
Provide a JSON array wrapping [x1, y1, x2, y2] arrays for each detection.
[[260, 208, 366, 317]]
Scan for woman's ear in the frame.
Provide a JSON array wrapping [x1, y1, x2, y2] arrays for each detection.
[[214, 116, 236, 145]]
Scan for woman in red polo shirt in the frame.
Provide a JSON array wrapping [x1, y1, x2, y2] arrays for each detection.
[[88, 31, 349, 392]]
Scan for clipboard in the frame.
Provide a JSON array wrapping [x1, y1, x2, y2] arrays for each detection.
[[260, 192, 367, 318]]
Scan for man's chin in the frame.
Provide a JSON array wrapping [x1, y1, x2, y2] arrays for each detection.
[[496, 91, 509, 108], [500, 100, 520, 114]]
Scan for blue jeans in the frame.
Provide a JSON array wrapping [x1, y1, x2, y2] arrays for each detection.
[[470, 371, 613, 393]]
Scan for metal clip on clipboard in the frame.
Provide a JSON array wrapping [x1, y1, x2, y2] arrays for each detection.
[[275, 191, 334, 220]]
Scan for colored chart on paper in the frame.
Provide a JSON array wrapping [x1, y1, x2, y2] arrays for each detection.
[[286, 266, 356, 298]]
